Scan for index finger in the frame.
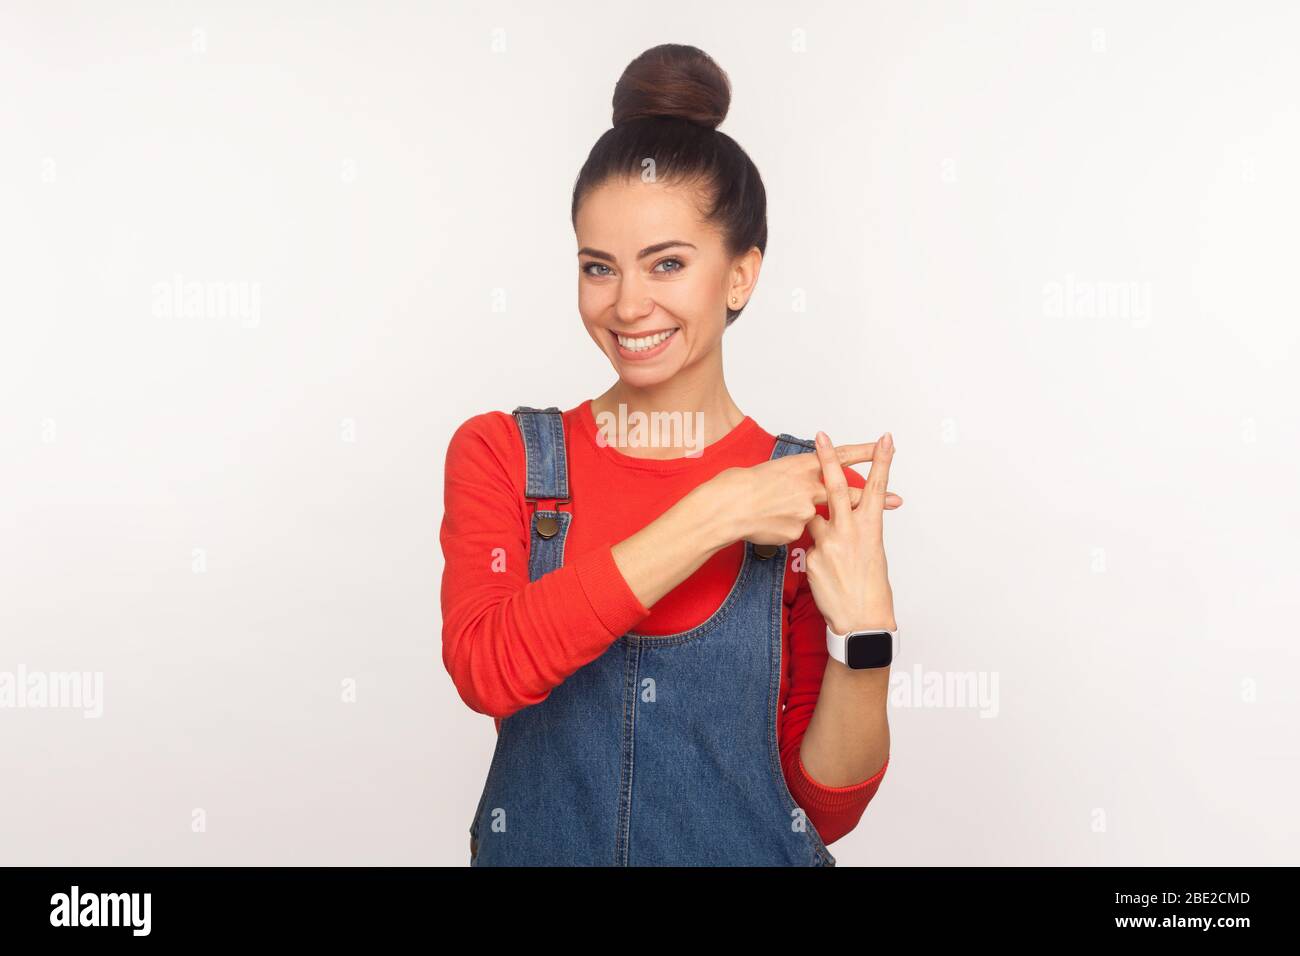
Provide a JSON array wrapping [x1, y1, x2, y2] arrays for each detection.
[[829, 441, 879, 468], [814, 431, 851, 523], [858, 431, 895, 522]]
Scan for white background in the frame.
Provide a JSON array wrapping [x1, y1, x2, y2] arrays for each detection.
[[2, 0, 1297, 865]]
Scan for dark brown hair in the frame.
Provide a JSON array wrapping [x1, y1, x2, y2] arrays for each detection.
[[570, 44, 768, 327]]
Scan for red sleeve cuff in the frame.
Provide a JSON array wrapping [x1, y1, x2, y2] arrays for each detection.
[[573, 544, 650, 638], [789, 752, 889, 817]]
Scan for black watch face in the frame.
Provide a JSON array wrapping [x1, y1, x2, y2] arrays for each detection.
[[846, 632, 892, 669]]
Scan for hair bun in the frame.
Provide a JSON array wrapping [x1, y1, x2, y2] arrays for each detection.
[[612, 44, 731, 130]]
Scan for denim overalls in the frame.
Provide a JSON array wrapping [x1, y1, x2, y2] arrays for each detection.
[[468, 405, 836, 866]]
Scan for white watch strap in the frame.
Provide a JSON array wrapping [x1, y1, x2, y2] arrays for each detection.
[[826, 624, 898, 665]]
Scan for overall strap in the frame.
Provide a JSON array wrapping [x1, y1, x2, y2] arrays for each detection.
[[511, 406, 572, 580], [771, 432, 816, 461], [511, 406, 571, 502]]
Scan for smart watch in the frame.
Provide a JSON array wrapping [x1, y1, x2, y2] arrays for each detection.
[[826, 624, 898, 669]]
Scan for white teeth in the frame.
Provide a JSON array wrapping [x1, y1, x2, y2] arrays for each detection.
[[616, 328, 677, 351]]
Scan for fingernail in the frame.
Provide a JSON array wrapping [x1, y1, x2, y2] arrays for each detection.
[[815, 431, 828, 447], [881, 432, 893, 451]]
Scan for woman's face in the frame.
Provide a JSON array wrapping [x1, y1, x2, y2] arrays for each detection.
[[574, 175, 758, 388]]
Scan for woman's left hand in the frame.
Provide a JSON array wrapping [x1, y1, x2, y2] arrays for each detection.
[[803, 430, 897, 635]]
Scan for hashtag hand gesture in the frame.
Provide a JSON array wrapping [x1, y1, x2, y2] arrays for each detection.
[[803, 430, 897, 635]]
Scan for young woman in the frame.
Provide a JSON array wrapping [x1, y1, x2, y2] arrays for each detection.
[[440, 44, 901, 867]]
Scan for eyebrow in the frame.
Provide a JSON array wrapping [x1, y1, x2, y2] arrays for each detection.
[[577, 240, 697, 263]]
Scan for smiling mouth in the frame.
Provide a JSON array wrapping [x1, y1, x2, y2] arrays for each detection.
[[611, 327, 679, 353]]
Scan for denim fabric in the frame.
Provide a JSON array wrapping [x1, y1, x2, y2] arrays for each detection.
[[468, 406, 835, 866]]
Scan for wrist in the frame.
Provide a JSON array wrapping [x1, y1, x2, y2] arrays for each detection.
[[827, 612, 897, 635], [686, 475, 743, 556]]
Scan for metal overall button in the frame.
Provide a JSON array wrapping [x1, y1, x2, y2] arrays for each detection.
[[753, 543, 778, 560], [529, 498, 568, 539]]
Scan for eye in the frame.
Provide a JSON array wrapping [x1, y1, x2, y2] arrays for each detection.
[[653, 257, 684, 273], [582, 261, 613, 277]]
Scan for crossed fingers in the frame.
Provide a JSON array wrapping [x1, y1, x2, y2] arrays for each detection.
[[805, 437, 901, 511], [811, 430, 895, 537]]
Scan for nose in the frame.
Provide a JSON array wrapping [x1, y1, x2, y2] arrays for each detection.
[[614, 272, 655, 324]]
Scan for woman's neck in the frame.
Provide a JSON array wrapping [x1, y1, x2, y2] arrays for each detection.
[[591, 377, 746, 460]]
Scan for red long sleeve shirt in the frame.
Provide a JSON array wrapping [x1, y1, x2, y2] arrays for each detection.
[[439, 399, 888, 845]]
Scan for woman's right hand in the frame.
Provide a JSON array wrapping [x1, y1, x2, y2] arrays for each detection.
[[706, 441, 903, 546]]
